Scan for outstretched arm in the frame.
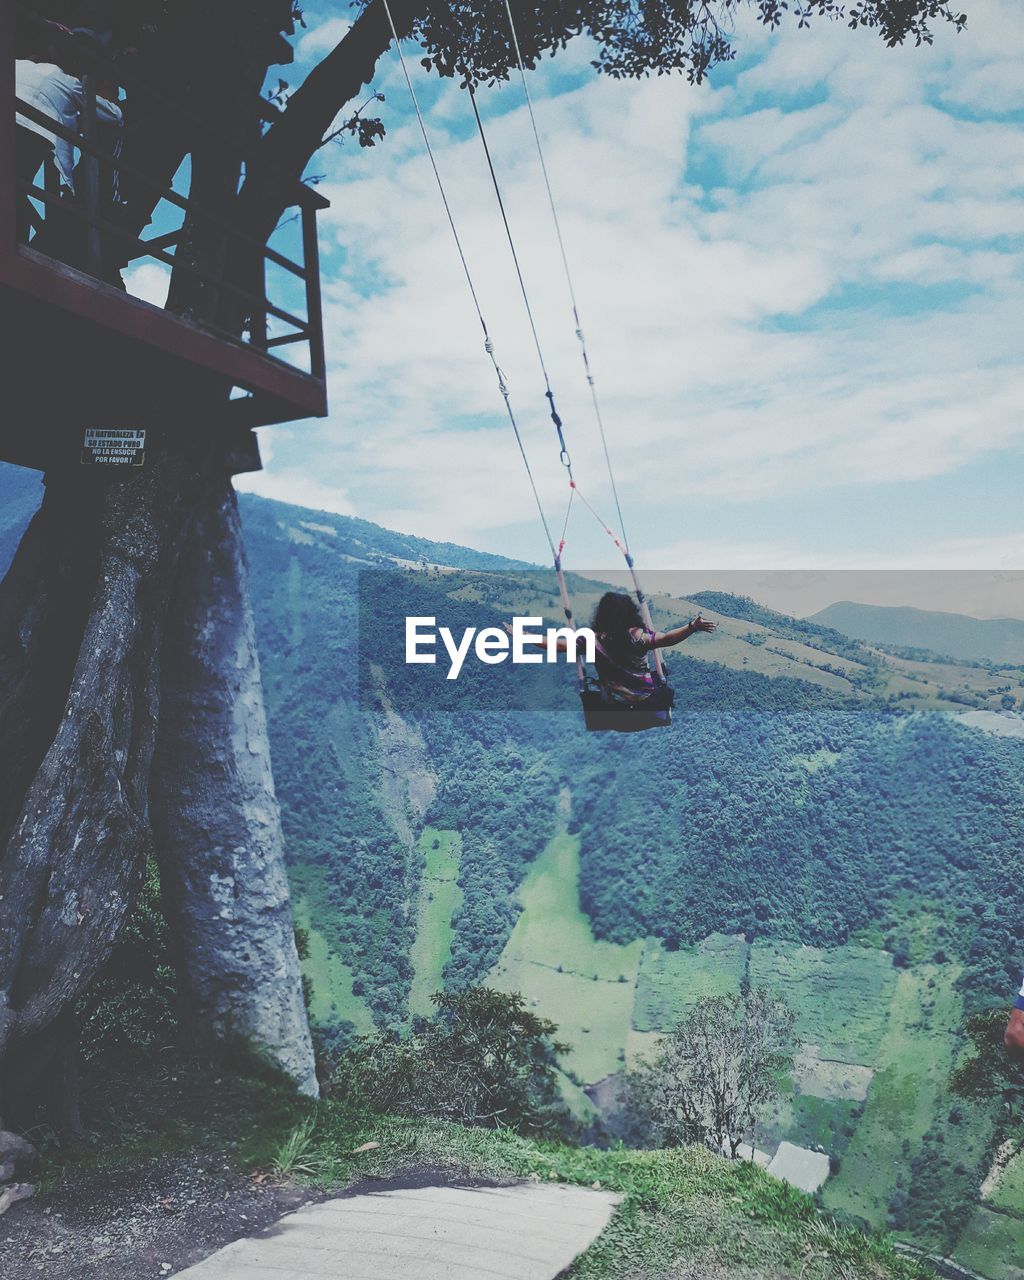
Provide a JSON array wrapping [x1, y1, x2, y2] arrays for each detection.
[[650, 613, 716, 649]]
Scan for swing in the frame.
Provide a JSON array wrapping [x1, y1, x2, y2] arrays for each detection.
[[580, 675, 675, 733], [382, 0, 674, 732]]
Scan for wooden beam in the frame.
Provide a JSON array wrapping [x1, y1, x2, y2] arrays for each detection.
[[1, 249, 327, 418], [0, 1, 15, 255]]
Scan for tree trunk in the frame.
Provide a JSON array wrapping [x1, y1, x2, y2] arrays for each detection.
[[0, 0, 400, 1121], [0, 428, 221, 1121], [150, 484, 317, 1096]]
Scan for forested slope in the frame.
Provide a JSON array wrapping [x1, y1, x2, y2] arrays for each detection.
[[1, 471, 1019, 1029], [2, 469, 1022, 1271], [231, 495, 1024, 1026], [235, 492, 1024, 1273]]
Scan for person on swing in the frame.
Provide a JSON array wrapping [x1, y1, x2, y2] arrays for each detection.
[[587, 591, 715, 704], [507, 591, 716, 705]]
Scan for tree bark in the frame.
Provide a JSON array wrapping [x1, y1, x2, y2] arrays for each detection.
[[0, 429, 222, 1121], [233, 0, 405, 253], [0, 478, 100, 854], [0, 0, 407, 1121], [150, 485, 317, 1096]]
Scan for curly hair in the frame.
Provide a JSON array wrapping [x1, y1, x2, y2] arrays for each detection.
[[591, 591, 643, 638]]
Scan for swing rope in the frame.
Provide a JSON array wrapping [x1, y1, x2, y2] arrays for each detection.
[[467, 84, 572, 474], [380, 0, 586, 688], [381, 0, 666, 693], [465, 86, 625, 553], [500, 0, 631, 557], [496, 0, 666, 680], [379, 0, 557, 563]]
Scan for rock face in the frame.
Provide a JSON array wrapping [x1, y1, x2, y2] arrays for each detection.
[[151, 487, 317, 1097], [0, 1128, 38, 1215], [0, 1181, 34, 1216], [0, 1129, 39, 1181]]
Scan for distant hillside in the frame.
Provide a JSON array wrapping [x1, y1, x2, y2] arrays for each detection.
[[3, 463, 1024, 1267], [811, 600, 1024, 665], [688, 590, 874, 660], [240, 494, 533, 574], [0, 464, 43, 576], [0, 462, 528, 579]]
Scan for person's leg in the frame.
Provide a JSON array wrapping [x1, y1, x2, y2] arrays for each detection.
[[14, 127, 53, 242]]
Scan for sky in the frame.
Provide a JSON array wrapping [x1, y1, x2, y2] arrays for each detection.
[[230, 1, 1024, 608]]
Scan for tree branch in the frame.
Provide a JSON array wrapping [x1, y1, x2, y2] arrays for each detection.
[[253, 0, 412, 195]]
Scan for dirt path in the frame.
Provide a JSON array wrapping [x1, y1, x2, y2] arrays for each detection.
[[1, 1144, 319, 1279]]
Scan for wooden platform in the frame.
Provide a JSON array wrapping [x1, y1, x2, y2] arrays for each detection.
[[0, 247, 326, 472], [171, 1182, 623, 1280], [0, 6, 329, 473]]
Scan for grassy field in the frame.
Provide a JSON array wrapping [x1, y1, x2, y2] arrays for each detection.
[[820, 965, 961, 1231], [45, 1058, 938, 1280], [293, 896, 375, 1033], [749, 939, 898, 1065], [297, 816, 1006, 1274], [954, 1205, 1024, 1280], [757, 1091, 860, 1167], [633, 934, 749, 1032], [961, 1149, 1024, 1279], [280, 1106, 937, 1280], [408, 827, 463, 1019], [990, 1149, 1024, 1214], [487, 831, 643, 1084]]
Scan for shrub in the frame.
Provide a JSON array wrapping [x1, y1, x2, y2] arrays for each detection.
[[327, 986, 574, 1137], [78, 861, 177, 1066]]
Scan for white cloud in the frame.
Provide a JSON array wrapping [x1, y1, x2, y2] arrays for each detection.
[[235, 465, 356, 517], [123, 261, 170, 308], [297, 16, 352, 60], [244, 2, 1024, 567]]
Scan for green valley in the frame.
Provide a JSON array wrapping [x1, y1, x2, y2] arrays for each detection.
[[236, 496, 1022, 1277], [487, 830, 644, 1084], [409, 828, 464, 1019], [1, 473, 1021, 1275]]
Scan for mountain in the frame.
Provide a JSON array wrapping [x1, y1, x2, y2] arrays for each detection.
[[0, 463, 528, 581], [810, 600, 1024, 666], [238, 500, 1024, 1274], [2, 464, 1023, 1273], [0, 464, 43, 575]]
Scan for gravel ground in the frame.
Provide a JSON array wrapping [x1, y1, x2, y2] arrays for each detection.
[[1, 1146, 320, 1279], [0, 1066, 325, 1280]]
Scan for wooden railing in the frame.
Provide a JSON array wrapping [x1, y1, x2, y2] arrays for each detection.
[[11, 9, 327, 383]]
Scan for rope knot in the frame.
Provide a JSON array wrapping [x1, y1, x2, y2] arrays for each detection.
[[545, 389, 563, 430]]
